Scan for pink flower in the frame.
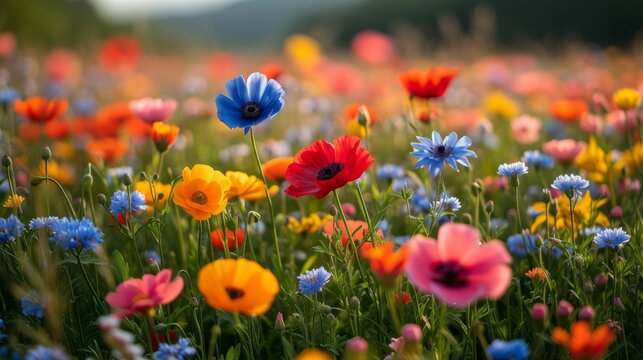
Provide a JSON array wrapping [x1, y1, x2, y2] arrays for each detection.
[[405, 223, 512, 308], [129, 98, 177, 123], [351, 31, 396, 65], [580, 113, 603, 134], [510, 115, 541, 144], [542, 139, 586, 163], [105, 269, 184, 317]]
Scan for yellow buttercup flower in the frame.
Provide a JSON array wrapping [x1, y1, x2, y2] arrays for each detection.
[[618, 142, 643, 172], [612, 88, 641, 111], [3, 194, 24, 209], [225, 171, 279, 202], [134, 180, 172, 210], [173, 164, 231, 220], [574, 137, 621, 183], [484, 91, 519, 119], [531, 192, 609, 235], [287, 213, 333, 234]]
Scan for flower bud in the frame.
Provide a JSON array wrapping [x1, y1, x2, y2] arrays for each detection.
[[83, 173, 93, 187], [531, 303, 548, 331], [155, 323, 167, 331], [485, 200, 494, 214], [471, 181, 482, 195], [41, 146, 52, 161], [350, 296, 361, 311], [247, 210, 261, 223], [346, 337, 368, 360], [401, 324, 422, 343], [356, 105, 371, 126], [342, 203, 357, 217], [30, 176, 45, 186], [190, 296, 199, 308], [584, 280, 594, 294], [579, 305, 595, 321], [614, 297, 625, 311], [96, 193, 107, 206], [593, 273, 608, 287], [329, 205, 338, 217], [2, 155, 12, 167], [541, 189, 552, 204], [275, 312, 285, 332], [556, 300, 574, 319], [610, 206, 623, 218], [122, 173, 132, 187], [461, 212, 473, 224]]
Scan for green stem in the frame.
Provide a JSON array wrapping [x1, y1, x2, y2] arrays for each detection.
[[249, 128, 282, 270]]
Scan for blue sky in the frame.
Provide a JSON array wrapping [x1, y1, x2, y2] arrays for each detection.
[[88, 0, 242, 19]]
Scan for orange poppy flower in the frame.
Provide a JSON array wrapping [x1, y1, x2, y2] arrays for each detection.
[[210, 228, 245, 251], [14, 97, 68, 123], [259, 62, 284, 80], [18, 122, 42, 141], [197, 258, 279, 316], [225, 171, 279, 201], [151, 122, 179, 153], [262, 157, 294, 182], [552, 321, 615, 360], [173, 164, 230, 221], [322, 220, 384, 247], [549, 99, 588, 123], [44, 119, 70, 139], [86, 137, 128, 164], [91, 103, 136, 138], [99, 34, 141, 72], [398, 67, 458, 99], [359, 241, 409, 287], [134, 180, 172, 209]]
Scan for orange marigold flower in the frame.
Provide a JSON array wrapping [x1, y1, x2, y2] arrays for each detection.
[[210, 228, 245, 251], [14, 97, 68, 123], [173, 164, 230, 220], [151, 122, 179, 153], [398, 67, 458, 99], [552, 321, 616, 360], [360, 241, 409, 287], [263, 157, 294, 182], [525, 267, 548, 280], [86, 137, 128, 164], [549, 99, 588, 123], [197, 258, 279, 316]]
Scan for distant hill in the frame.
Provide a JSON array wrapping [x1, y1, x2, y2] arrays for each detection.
[[149, 0, 365, 49]]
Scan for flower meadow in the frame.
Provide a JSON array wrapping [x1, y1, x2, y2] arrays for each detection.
[[0, 31, 642, 360]]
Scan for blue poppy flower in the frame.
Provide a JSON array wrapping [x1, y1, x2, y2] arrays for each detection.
[[215, 72, 285, 135], [410, 131, 477, 177], [297, 267, 332, 296]]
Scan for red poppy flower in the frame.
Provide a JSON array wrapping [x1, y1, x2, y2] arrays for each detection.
[[398, 67, 458, 99], [210, 228, 245, 251], [14, 97, 68, 123], [285, 135, 374, 199]]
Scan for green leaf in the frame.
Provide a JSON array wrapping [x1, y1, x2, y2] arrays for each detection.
[[112, 250, 129, 283]]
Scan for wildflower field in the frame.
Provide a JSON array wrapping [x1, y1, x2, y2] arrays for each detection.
[[0, 25, 642, 360]]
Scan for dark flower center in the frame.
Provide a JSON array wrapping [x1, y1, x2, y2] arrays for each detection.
[[191, 191, 208, 205], [242, 102, 261, 119], [317, 162, 345, 180], [432, 261, 468, 287], [436, 145, 446, 154], [225, 287, 245, 300]]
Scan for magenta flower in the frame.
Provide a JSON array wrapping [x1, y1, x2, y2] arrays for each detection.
[[105, 269, 184, 317], [405, 223, 512, 308], [129, 97, 177, 123], [542, 139, 585, 164]]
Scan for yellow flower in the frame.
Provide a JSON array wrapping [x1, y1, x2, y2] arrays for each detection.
[[531, 192, 609, 235], [618, 142, 643, 172], [484, 91, 519, 119], [197, 258, 279, 316], [134, 180, 172, 210], [39, 160, 75, 185], [287, 213, 333, 234], [612, 88, 641, 110], [284, 34, 322, 69], [3, 194, 24, 209], [346, 119, 367, 138], [173, 164, 230, 220], [574, 137, 621, 183], [225, 171, 279, 201], [295, 349, 334, 360]]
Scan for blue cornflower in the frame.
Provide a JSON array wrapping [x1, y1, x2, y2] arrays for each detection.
[[377, 219, 389, 233], [486, 339, 530, 360], [506, 234, 538, 257], [106, 166, 133, 185], [497, 161, 529, 177], [522, 150, 554, 169], [145, 250, 162, 265], [593, 228, 631, 249], [48, 217, 104, 251], [25, 346, 69, 360], [376, 164, 405, 181], [435, 194, 461, 213], [21, 290, 45, 318], [410, 187, 431, 212], [109, 190, 147, 216], [215, 72, 285, 135], [297, 267, 332, 296], [154, 337, 197, 360], [552, 174, 589, 198], [0, 87, 19, 106], [392, 177, 416, 193], [410, 131, 477, 177], [490, 218, 509, 232], [0, 215, 25, 244], [29, 216, 59, 230]]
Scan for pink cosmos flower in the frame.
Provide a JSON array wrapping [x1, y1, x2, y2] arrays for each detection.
[[510, 115, 541, 144], [105, 269, 184, 317], [405, 223, 512, 308], [542, 139, 586, 163], [129, 98, 177, 123]]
